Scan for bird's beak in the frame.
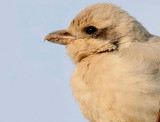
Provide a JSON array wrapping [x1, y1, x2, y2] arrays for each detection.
[[44, 30, 76, 45]]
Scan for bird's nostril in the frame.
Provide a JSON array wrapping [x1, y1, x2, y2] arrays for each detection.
[[61, 32, 72, 36], [112, 41, 119, 46]]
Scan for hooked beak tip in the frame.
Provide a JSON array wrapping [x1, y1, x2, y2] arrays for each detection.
[[44, 34, 52, 42]]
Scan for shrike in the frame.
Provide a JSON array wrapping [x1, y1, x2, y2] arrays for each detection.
[[45, 3, 160, 122]]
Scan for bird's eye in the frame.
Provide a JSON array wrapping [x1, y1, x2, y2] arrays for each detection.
[[85, 26, 98, 35]]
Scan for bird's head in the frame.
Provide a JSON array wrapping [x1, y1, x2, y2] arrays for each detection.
[[45, 3, 151, 63]]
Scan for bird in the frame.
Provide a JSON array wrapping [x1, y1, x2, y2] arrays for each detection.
[[45, 3, 160, 122]]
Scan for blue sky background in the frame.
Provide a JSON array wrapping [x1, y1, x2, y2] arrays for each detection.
[[0, 0, 160, 122]]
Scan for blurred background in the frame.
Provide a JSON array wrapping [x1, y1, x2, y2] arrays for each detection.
[[0, 0, 160, 122]]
